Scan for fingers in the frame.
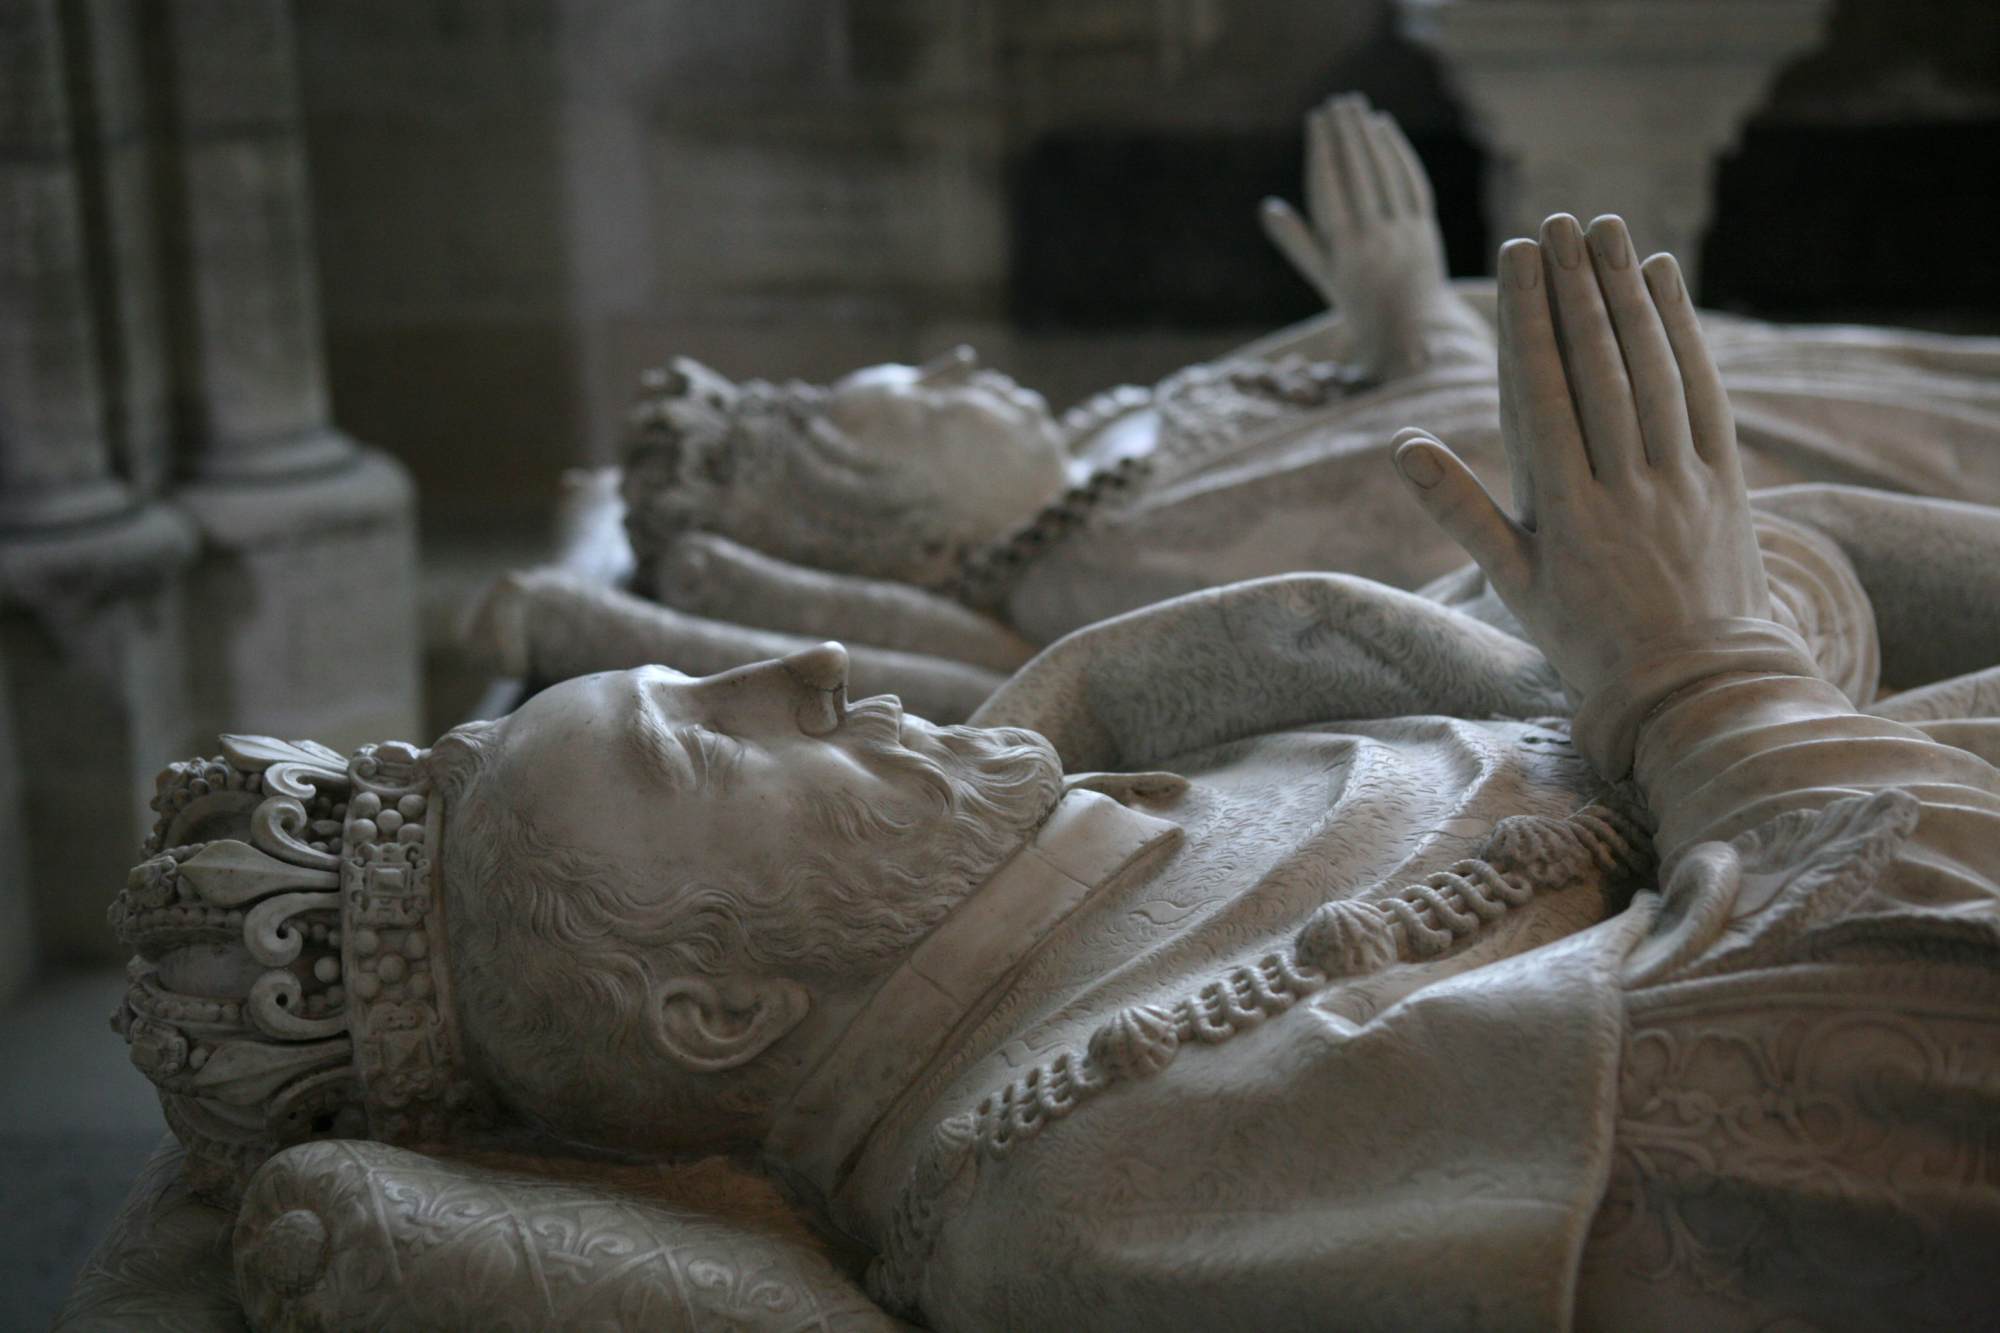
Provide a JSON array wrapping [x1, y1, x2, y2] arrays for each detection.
[[1392, 429, 1533, 596], [1260, 197, 1329, 296], [1330, 96, 1384, 225], [1353, 106, 1405, 218], [1301, 95, 1429, 229], [1642, 252, 1738, 472], [1584, 216, 1692, 469], [1540, 213, 1641, 480], [1305, 105, 1348, 236], [1497, 237, 1588, 507], [1368, 110, 1430, 217]]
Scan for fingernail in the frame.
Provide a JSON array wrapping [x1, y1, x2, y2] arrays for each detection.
[[1396, 442, 1444, 489], [1588, 218, 1630, 270], [1502, 241, 1539, 290], [1545, 216, 1584, 270], [1643, 254, 1682, 301]]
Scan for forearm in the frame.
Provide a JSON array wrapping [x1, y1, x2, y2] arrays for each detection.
[[547, 466, 634, 586], [1635, 669, 2000, 870], [488, 570, 1007, 722], [653, 533, 1037, 674], [1403, 287, 1497, 365]]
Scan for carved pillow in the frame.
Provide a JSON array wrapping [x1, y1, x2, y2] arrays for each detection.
[[234, 1141, 904, 1332]]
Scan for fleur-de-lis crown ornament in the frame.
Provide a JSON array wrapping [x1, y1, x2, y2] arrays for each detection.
[[110, 734, 487, 1200]]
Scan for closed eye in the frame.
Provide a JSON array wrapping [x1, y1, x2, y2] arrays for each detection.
[[676, 725, 742, 787]]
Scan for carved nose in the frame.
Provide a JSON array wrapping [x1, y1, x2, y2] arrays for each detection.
[[781, 642, 849, 735], [781, 642, 848, 693]]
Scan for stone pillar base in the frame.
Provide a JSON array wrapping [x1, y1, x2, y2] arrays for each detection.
[[177, 445, 421, 756], [1398, 0, 1832, 286], [0, 478, 133, 532], [0, 503, 199, 968]]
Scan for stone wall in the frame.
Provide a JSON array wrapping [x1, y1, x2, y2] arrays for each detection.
[[0, 0, 419, 994], [298, 0, 1997, 555], [297, 0, 1405, 534]]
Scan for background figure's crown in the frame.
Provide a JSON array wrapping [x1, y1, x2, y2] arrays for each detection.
[[621, 355, 746, 564], [110, 734, 486, 1201]]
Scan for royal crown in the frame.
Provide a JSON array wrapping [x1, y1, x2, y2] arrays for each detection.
[[619, 356, 843, 572], [110, 734, 487, 1200], [622, 355, 753, 563]]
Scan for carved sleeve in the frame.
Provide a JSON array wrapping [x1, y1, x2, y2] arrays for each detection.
[[648, 531, 1037, 674], [1634, 671, 2000, 900], [480, 568, 1008, 722], [1579, 787, 2000, 1331], [1611, 502, 2000, 892]]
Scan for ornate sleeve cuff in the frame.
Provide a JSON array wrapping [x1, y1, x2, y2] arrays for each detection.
[[1571, 617, 1822, 781]]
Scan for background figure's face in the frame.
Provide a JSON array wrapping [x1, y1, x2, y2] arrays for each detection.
[[823, 351, 1070, 548], [487, 645, 1063, 980]]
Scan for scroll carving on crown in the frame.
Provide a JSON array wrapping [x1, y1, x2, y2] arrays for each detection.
[[108, 734, 487, 1201]]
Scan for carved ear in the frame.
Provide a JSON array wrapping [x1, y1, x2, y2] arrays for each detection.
[[650, 975, 810, 1073]]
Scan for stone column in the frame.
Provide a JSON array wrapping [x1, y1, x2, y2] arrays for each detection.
[[65, 0, 174, 498], [0, 0, 198, 981], [0, 0, 129, 531], [1397, 0, 1832, 287], [0, 646, 26, 1001], [148, 0, 420, 753], [0, 509, 197, 971]]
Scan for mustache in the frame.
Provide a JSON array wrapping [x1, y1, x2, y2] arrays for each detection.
[[839, 696, 1055, 793], [838, 694, 906, 747]]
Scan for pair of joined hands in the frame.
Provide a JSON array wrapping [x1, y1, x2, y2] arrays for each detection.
[[1390, 211, 1775, 717], [1260, 94, 1466, 381]]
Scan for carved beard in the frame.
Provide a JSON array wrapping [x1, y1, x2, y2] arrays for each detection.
[[739, 696, 1063, 976]]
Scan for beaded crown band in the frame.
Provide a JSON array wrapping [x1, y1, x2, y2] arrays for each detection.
[[110, 734, 486, 1200]]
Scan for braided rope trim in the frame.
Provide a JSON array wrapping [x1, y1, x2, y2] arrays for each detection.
[[941, 356, 1373, 614], [871, 799, 1653, 1315], [941, 455, 1153, 612]]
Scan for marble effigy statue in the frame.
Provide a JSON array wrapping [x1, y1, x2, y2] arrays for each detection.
[[469, 97, 2000, 724], [62, 214, 2000, 1331]]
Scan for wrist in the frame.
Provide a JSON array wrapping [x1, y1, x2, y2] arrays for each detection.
[[1631, 669, 1882, 863], [1571, 617, 1822, 781]]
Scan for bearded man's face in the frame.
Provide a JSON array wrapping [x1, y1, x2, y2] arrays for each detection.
[[478, 647, 1064, 982]]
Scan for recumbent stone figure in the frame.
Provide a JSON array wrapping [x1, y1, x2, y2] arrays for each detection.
[[470, 97, 2000, 722], [70, 213, 2000, 1331]]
